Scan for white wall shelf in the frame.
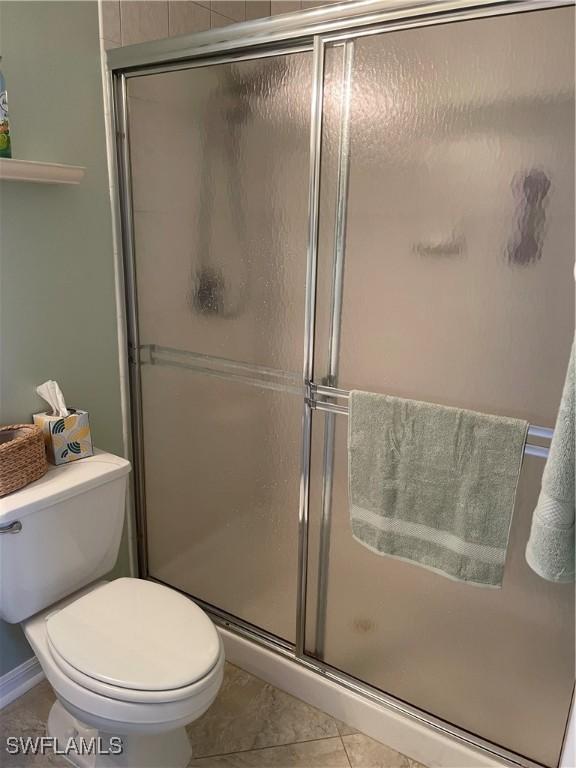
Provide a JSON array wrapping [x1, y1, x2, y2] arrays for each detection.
[[0, 158, 86, 184]]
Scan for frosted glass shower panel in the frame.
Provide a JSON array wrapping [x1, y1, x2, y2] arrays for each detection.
[[307, 412, 574, 767], [127, 52, 312, 371], [128, 50, 313, 642], [143, 366, 301, 642], [308, 9, 574, 767]]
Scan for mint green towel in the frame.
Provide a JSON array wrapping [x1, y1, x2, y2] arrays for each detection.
[[526, 343, 575, 582], [348, 392, 528, 587]]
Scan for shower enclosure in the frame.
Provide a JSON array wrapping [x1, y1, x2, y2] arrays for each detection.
[[110, 3, 575, 767]]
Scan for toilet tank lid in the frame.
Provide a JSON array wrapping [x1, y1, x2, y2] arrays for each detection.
[[0, 450, 131, 522]]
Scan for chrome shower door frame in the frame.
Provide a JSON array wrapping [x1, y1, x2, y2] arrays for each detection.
[[109, 3, 574, 767]]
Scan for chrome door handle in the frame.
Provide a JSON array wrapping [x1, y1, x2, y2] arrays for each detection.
[[0, 520, 22, 534]]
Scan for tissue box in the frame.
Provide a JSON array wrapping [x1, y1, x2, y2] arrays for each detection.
[[33, 409, 93, 465]]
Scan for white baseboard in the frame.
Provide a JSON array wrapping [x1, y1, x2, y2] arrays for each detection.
[[219, 628, 507, 768], [0, 656, 45, 710]]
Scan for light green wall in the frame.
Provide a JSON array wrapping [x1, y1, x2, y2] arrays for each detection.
[[0, 1, 129, 677]]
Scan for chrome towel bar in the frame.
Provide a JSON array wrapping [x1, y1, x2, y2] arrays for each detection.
[[133, 344, 553, 459], [310, 383, 553, 459]]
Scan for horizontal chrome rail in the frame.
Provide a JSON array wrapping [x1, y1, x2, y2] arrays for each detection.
[[107, 0, 573, 73], [310, 383, 553, 458], [134, 343, 303, 396], [131, 347, 553, 457]]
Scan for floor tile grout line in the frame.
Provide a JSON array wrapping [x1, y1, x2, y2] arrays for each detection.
[[338, 734, 353, 768], [191, 733, 345, 761], [340, 733, 356, 768]]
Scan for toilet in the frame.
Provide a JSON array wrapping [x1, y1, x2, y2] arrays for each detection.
[[0, 451, 224, 768]]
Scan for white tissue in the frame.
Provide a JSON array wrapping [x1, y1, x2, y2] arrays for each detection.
[[36, 380, 70, 418]]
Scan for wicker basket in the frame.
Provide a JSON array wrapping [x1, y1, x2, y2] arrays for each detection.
[[0, 424, 48, 497]]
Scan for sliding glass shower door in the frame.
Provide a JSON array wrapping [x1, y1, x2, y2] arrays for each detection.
[[119, 5, 574, 766], [307, 8, 574, 767], [126, 52, 313, 642]]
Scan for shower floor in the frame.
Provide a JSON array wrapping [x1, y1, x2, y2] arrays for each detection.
[[0, 662, 427, 767]]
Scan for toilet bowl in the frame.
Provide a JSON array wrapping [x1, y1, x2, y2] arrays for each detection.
[[24, 578, 225, 767]]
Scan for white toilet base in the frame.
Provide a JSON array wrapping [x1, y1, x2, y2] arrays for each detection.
[[47, 700, 193, 768]]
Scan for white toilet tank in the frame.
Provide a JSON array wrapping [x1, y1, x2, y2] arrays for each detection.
[[0, 451, 130, 623]]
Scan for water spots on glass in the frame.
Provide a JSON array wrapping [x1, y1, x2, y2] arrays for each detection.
[[507, 169, 551, 267], [352, 617, 375, 634]]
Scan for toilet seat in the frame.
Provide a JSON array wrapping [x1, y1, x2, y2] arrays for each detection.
[[24, 579, 226, 735], [46, 635, 222, 704], [45, 578, 221, 698]]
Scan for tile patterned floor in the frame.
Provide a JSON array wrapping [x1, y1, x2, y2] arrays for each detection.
[[0, 663, 427, 767]]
